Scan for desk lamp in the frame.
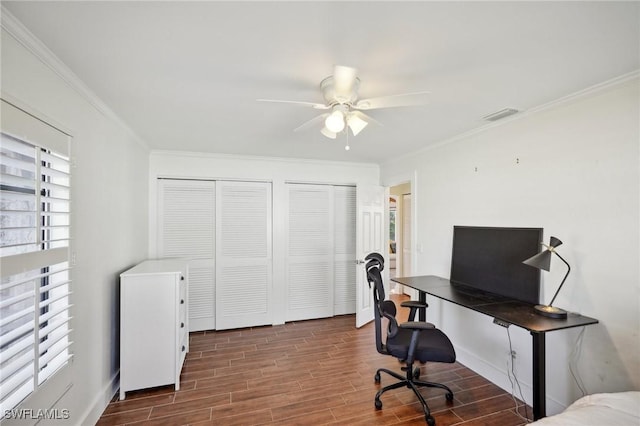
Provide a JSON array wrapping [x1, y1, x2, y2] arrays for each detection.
[[522, 236, 570, 319]]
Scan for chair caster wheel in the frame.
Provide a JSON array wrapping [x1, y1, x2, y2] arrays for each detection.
[[446, 392, 454, 402], [375, 399, 382, 410], [426, 415, 435, 426], [413, 367, 420, 379], [374, 373, 381, 383]]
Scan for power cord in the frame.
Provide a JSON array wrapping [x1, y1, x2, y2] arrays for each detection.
[[569, 326, 588, 396], [506, 327, 531, 423]]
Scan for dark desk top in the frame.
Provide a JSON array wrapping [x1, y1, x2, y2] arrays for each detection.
[[392, 275, 599, 333]]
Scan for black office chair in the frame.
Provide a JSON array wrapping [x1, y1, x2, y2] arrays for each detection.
[[366, 255, 455, 426], [364, 253, 430, 322]]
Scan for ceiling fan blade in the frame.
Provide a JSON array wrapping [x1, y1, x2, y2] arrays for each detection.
[[351, 110, 383, 126], [333, 65, 358, 97], [354, 90, 431, 110], [293, 113, 329, 132], [257, 99, 330, 110]]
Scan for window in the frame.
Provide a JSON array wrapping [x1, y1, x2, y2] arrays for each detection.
[[1, 100, 72, 417]]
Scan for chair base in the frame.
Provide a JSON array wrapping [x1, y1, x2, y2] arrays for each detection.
[[374, 364, 454, 425]]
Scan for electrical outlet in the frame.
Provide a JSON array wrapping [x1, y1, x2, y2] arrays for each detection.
[[493, 317, 511, 328]]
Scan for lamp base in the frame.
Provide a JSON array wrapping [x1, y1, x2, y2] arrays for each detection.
[[534, 304, 568, 319]]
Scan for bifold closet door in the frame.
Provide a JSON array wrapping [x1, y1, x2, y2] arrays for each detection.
[[333, 186, 356, 315], [157, 179, 216, 331], [285, 184, 334, 321], [215, 181, 272, 330]]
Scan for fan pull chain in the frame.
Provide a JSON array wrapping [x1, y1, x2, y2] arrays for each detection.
[[345, 126, 350, 151]]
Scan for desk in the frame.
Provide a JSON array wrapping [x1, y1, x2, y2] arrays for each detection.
[[391, 275, 599, 420]]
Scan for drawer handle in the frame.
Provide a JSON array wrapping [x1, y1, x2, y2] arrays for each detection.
[[181, 322, 185, 328], [182, 345, 186, 352], [181, 276, 184, 281], [180, 299, 185, 304]]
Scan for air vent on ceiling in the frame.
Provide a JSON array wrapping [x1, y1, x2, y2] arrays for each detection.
[[483, 108, 519, 122]]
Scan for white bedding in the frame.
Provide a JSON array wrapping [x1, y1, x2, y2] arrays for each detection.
[[531, 391, 640, 426]]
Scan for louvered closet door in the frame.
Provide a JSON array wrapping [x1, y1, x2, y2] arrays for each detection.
[[286, 184, 334, 321], [157, 179, 216, 331], [215, 181, 272, 330], [334, 186, 356, 315]]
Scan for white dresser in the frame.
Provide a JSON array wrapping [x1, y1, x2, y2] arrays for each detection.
[[119, 259, 189, 400]]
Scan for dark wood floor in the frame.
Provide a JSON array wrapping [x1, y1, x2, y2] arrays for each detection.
[[98, 295, 531, 425]]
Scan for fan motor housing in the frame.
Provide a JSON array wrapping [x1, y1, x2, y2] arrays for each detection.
[[320, 76, 360, 105]]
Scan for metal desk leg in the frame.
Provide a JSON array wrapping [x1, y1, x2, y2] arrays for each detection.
[[418, 291, 427, 322], [532, 331, 546, 420]]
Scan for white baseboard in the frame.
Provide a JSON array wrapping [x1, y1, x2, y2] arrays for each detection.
[[453, 344, 566, 415], [79, 371, 119, 425]]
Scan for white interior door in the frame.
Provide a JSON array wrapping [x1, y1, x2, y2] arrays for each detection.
[[334, 186, 357, 315], [157, 179, 216, 331], [215, 181, 272, 330], [285, 184, 334, 321], [355, 184, 386, 328]]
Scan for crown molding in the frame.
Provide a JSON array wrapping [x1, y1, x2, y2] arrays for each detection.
[[383, 69, 640, 167], [1, 6, 149, 150], [526, 69, 639, 115], [150, 149, 380, 169]]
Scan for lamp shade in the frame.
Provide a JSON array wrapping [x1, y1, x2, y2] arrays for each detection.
[[347, 113, 368, 136], [325, 110, 345, 133], [522, 250, 552, 271], [549, 236, 562, 249], [522, 237, 563, 271], [320, 126, 337, 139]]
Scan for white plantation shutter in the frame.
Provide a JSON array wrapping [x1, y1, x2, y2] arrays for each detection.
[[1, 100, 72, 417], [157, 179, 215, 331], [333, 186, 356, 315], [285, 184, 334, 321], [215, 181, 272, 330]]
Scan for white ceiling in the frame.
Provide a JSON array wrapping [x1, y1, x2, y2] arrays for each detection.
[[4, 1, 639, 163]]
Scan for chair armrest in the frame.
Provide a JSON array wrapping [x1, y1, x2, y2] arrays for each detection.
[[400, 300, 428, 308], [399, 321, 436, 330], [401, 300, 429, 322]]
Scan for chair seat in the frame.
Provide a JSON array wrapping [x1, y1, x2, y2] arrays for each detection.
[[386, 328, 456, 364]]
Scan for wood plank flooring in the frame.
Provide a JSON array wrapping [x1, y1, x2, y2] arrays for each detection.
[[98, 295, 531, 425]]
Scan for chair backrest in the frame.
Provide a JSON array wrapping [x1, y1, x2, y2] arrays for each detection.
[[365, 252, 384, 271], [366, 257, 398, 355]]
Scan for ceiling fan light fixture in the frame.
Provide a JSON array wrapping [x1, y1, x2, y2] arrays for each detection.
[[320, 126, 337, 139], [347, 114, 368, 136], [259, 65, 431, 140], [325, 110, 345, 133]]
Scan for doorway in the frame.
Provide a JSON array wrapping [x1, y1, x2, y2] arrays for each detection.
[[388, 182, 412, 295]]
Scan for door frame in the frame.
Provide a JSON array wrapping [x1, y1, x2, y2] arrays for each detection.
[[382, 171, 418, 280]]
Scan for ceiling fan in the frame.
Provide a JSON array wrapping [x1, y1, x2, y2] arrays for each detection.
[[257, 65, 430, 141]]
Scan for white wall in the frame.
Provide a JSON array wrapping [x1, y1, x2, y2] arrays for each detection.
[[149, 152, 379, 325], [1, 14, 150, 425], [380, 75, 639, 414]]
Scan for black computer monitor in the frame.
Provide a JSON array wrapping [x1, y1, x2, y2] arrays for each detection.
[[450, 226, 543, 304]]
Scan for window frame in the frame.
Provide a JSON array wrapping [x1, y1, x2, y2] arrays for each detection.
[[1, 99, 73, 419]]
